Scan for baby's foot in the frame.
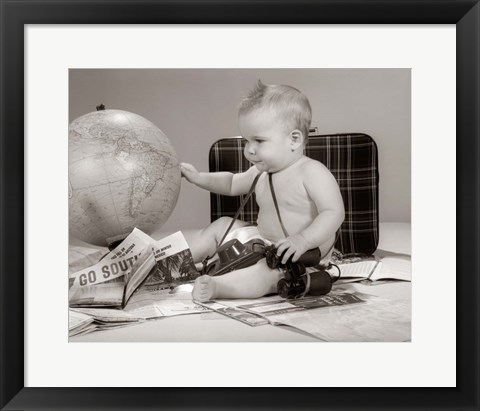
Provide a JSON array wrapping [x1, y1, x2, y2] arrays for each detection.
[[192, 275, 217, 302]]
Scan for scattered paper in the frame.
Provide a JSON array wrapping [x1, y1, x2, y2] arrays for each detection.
[[370, 256, 411, 282]]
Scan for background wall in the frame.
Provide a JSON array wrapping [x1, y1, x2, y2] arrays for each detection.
[[69, 69, 411, 232]]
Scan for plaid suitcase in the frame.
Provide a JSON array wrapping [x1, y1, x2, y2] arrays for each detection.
[[209, 131, 379, 256]]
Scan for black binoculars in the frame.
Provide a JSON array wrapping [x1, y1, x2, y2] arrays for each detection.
[[204, 239, 336, 299], [264, 245, 333, 299]]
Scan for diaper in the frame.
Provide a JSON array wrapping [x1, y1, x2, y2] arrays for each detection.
[[223, 225, 272, 246]]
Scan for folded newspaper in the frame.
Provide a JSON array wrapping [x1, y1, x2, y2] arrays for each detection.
[[68, 229, 210, 336], [69, 229, 200, 308]]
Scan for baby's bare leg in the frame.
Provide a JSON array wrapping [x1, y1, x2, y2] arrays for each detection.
[[192, 235, 337, 302], [192, 259, 284, 302], [182, 217, 249, 263]]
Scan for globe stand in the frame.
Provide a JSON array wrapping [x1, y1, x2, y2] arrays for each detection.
[[107, 239, 125, 251], [97, 238, 127, 261]]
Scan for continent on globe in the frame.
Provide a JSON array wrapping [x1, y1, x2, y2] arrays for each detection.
[[69, 109, 181, 246]]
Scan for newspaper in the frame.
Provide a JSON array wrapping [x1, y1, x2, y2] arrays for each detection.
[[69, 229, 200, 308], [68, 311, 137, 338], [69, 228, 154, 307], [69, 287, 209, 337], [198, 291, 365, 327], [68, 229, 208, 336], [336, 254, 412, 284], [198, 289, 410, 342], [69, 228, 153, 288], [370, 256, 412, 282], [266, 296, 411, 342], [197, 301, 271, 326], [68, 309, 95, 337], [124, 284, 209, 318]]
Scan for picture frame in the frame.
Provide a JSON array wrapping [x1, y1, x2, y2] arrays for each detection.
[[1, 0, 478, 410]]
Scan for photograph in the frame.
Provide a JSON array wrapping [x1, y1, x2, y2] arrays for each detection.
[[67, 68, 412, 343], [1, 0, 479, 409]]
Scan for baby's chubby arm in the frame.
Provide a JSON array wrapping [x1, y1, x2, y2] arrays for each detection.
[[180, 163, 259, 196], [275, 160, 345, 263]]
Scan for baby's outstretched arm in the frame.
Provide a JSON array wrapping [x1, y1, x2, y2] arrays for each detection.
[[180, 163, 260, 196], [180, 162, 233, 195]]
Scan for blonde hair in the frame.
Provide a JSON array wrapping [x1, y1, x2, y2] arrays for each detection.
[[238, 80, 312, 142]]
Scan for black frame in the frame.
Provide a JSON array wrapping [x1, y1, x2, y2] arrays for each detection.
[[1, 1, 478, 410]]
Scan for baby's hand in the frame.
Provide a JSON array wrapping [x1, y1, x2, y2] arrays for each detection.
[[274, 234, 310, 264], [180, 162, 199, 184]]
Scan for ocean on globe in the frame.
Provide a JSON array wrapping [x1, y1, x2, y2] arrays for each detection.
[[69, 109, 181, 246]]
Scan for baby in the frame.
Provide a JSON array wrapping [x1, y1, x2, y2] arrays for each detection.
[[181, 80, 345, 302]]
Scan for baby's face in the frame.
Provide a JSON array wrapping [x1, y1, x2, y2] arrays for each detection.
[[239, 109, 299, 173]]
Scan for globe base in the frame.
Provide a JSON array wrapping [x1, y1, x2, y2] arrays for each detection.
[[108, 238, 126, 251]]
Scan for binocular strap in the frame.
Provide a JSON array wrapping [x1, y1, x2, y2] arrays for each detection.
[[300, 273, 311, 298], [201, 171, 263, 274], [268, 173, 290, 238]]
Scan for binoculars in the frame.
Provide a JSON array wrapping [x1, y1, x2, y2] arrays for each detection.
[[264, 245, 333, 299], [205, 239, 335, 299]]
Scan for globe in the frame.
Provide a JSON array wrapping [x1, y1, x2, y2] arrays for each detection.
[[69, 109, 181, 246]]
